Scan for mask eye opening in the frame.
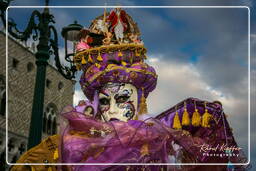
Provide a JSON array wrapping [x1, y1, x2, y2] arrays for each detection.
[[115, 95, 130, 103], [99, 97, 110, 105]]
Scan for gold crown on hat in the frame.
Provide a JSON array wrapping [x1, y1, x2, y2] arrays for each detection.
[[73, 8, 147, 70]]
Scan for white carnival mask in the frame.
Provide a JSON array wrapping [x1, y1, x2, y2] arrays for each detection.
[[99, 83, 138, 122]]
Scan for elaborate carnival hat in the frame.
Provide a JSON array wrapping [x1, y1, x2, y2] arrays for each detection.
[[74, 8, 158, 115]]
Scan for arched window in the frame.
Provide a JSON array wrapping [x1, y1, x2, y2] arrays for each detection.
[[27, 62, 34, 72], [58, 81, 64, 91], [46, 79, 52, 89], [12, 58, 19, 69], [0, 150, 6, 170], [52, 118, 57, 134], [11, 155, 17, 163], [18, 143, 26, 155], [44, 103, 58, 135], [0, 76, 5, 117], [47, 114, 52, 135], [0, 92, 6, 117], [8, 138, 15, 152], [0, 134, 4, 151], [42, 112, 47, 133]]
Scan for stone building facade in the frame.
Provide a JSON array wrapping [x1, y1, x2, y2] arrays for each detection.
[[0, 31, 74, 169]]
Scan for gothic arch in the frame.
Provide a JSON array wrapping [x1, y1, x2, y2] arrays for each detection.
[[0, 75, 5, 87], [0, 134, 4, 148], [11, 155, 17, 163], [43, 112, 47, 133], [18, 142, 26, 155], [7, 138, 15, 153], [43, 103, 58, 135], [0, 149, 6, 170], [0, 75, 6, 117], [47, 114, 52, 134], [52, 117, 57, 134]]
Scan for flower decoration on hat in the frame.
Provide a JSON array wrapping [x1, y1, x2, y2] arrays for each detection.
[[74, 8, 158, 111]]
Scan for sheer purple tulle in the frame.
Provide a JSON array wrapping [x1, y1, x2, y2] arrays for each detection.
[[58, 105, 211, 171], [58, 103, 248, 171]]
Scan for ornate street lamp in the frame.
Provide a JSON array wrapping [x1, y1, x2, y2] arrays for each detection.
[[0, 0, 82, 148], [0, 0, 12, 28], [60, 21, 83, 77]]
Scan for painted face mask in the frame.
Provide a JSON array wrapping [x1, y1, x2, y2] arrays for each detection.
[[99, 83, 138, 122]]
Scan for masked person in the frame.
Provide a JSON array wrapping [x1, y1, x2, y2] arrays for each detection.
[[12, 8, 248, 171]]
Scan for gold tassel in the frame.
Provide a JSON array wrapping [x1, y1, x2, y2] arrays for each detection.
[[97, 53, 103, 61], [182, 102, 190, 126], [121, 61, 127, 66], [88, 54, 93, 63], [202, 102, 212, 127], [202, 109, 212, 128], [53, 149, 58, 160], [81, 56, 87, 64], [140, 143, 149, 157], [138, 88, 148, 115], [130, 56, 133, 64], [76, 64, 81, 70], [118, 51, 123, 57], [192, 109, 201, 127], [95, 63, 101, 68], [173, 111, 182, 129], [182, 108, 190, 126], [135, 50, 140, 56], [30, 166, 36, 171]]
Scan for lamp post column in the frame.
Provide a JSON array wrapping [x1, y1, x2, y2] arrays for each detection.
[[27, 7, 50, 149], [0, 0, 80, 149]]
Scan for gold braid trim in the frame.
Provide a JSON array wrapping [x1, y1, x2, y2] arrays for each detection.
[[85, 64, 157, 84], [74, 44, 147, 65]]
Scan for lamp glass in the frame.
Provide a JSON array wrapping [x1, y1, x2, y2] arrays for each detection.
[[66, 30, 80, 42]]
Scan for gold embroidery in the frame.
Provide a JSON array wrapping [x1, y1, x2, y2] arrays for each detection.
[[86, 65, 157, 84], [30, 166, 36, 171], [146, 122, 154, 127], [140, 144, 149, 157], [74, 44, 147, 62], [89, 126, 112, 137], [93, 147, 105, 159], [53, 149, 58, 160]]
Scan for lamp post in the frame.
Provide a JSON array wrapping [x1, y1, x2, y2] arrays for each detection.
[[0, 0, 82, 149]]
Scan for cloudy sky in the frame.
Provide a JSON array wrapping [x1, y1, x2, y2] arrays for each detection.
[[3, 0, 256, 168]]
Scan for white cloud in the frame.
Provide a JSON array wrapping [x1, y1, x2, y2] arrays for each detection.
[[145, 53, 249, 152], [73, 71, 87, 106], [73, 89, 87, 106], [48, 45, 74, 69], [58, 46, 74, 66], [146, 54, 231, 115]]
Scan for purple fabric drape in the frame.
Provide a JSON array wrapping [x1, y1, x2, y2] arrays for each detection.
[[58, 98, 248, 171]]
